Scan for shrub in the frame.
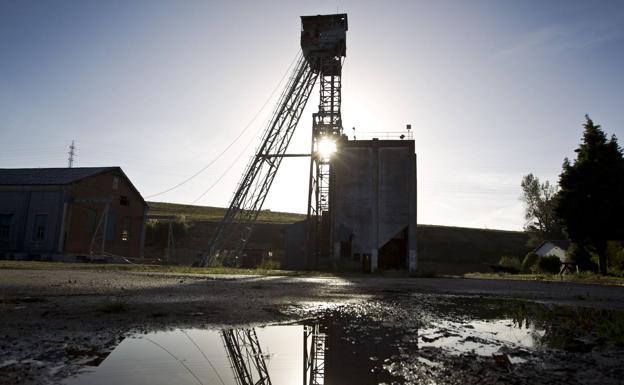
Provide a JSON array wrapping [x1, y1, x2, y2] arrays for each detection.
[[606, 241, 624, 275], [496, 256, 521, 274], [521, 252, 540, 273], [538, 255, 561, 274], [257, 258, 281, 270]]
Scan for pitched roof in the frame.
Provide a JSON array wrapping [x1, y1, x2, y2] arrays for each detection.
[[550, 240, 571, 250], [0, 167, 117, 185], [534, 240, 571, 252]]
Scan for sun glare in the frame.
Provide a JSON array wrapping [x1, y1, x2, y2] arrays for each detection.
[[317, 137, 337, 160]]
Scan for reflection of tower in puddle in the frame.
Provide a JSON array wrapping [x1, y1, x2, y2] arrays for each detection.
[[220, 325, 328, 385], [304, 324, 326, 385], [221, 328, 273, 385], [77, 322, 416, 385]]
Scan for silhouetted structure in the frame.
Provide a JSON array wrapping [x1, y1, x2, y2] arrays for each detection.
[[330, 138, 417, 271], [201, 14, 349, 267], [0, 167, 147, 261]]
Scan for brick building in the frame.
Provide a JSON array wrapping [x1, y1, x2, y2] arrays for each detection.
[[0, 167, 147, 261]]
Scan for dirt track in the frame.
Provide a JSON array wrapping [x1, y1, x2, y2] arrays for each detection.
[[2, 269, 624, 384]]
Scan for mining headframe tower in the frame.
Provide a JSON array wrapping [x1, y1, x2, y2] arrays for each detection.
[[202, 14, 417, 273]]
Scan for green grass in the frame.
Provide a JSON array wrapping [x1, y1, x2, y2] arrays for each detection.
[[147, 201, 306, 224], [0, 260, 335, 277], [465, 271, 624, 286]]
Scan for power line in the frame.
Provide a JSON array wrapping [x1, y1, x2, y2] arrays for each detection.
[[144, 51, 300, 200], [144, 338, 205, 385], [181, 330, 227, 385], [191, 120, 264, 204]]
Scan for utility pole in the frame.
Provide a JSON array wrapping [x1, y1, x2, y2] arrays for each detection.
[[67, 140, 76, 168]]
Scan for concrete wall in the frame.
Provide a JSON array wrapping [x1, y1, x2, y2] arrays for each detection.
[[330, 139, 417, 271], [142, 217, 529, 274], [283, 219, 309, 270], [144, 220, 287, 266], [330, 146, 373, 254]]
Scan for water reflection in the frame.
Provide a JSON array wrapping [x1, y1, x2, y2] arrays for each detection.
[[64, 314, 548, 385], [221, 329, 272, 385], [418, 319, 545, 356]]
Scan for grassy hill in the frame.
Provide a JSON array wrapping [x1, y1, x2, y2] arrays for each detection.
[[415, 224, 529, 275], [147, 201, 307, 224], [146, 202, 529, 274]]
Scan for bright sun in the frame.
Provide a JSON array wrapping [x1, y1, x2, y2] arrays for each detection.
[[317, 137, 337, 160]]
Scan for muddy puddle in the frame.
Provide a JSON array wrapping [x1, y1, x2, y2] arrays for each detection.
[[62, 321, 539, 385], [59, 296, 624, 385]]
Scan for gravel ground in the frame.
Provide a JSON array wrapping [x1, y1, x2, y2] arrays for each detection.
[[1, 268, 624, 384]]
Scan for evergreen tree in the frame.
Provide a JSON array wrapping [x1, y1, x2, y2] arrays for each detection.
[[556, 115, 624, 275]]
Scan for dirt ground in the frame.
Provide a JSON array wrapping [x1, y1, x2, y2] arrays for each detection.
[[2, 268, 624, 384]]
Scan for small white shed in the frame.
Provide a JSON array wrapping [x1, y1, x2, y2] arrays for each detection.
[[534, 240, 571, 262]]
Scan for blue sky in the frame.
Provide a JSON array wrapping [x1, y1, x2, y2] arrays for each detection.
[[1, 0, 623, 230]]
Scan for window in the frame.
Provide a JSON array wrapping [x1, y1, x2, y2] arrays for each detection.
[[119, 195, 129, 206], [33, 214, 48, 241], [112, 176, 119, 190], [121, 218, 131, 241], [86, 208, 98, 234], [0, 214, 12, 241]]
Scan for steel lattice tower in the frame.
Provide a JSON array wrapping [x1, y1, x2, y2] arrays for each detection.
[[302, 14, 348, 266], [201, 14, 347, 267]]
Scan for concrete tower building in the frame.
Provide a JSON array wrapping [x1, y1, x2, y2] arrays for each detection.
[[329, 138, 417, 272], [285, 135, 417, 273]]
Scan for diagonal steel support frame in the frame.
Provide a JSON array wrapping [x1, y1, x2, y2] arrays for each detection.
[[222, 329, 255, 385], [202, 53, 319, 266], [245, 329, 272, 385], [221, 329, 273, 385]]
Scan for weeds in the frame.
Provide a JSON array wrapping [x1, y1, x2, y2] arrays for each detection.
[[465, 271, 624, 286], [0, 260, 335, 277]]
